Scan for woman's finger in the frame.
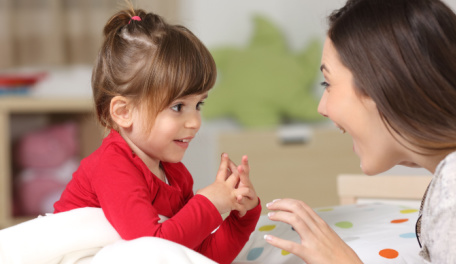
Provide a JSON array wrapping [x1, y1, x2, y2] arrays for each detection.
[[267, 199, 321, 235], [264, 234, 306, 260], [268, 210, 313, 239]]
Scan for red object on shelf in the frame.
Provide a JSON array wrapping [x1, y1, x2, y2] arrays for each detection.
[[0, 72, 47, 88]]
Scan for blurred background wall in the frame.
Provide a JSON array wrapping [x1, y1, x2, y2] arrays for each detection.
[[1, 0, 454, 222], [0, 0, 179, 68]]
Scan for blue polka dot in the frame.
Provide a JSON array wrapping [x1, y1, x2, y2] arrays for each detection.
[[399, 233, 416, 239], [247, 247, 264, 260]]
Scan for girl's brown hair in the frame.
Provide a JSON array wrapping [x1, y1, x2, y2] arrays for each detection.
[[328, 0, 456, 153], [92, 5, 216, 131]]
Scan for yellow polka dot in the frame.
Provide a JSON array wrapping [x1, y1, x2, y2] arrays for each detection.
[[259, 225, 276, 231], [400, 209, 418, 214]]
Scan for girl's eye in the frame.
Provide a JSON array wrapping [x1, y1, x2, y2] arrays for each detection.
[[320, 81, 330, 89], [171, 103, 183, 112], [196, 101, 205, 111]]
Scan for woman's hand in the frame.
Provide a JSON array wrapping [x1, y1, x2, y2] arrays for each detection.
[[265, 198, 363, 264]]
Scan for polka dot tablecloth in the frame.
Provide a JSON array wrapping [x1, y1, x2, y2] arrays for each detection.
[[234, 203, 421, 264]]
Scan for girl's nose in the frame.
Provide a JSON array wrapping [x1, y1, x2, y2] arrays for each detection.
[[317, 91, 329, 118], [185, 111, 201, 129]]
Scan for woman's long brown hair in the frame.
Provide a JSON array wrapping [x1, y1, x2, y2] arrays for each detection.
[[328, 0, 456, 153]]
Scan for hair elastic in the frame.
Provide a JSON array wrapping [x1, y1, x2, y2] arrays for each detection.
[[128, 16, 142, 24]]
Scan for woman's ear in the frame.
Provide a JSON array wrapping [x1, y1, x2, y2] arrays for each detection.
[[110, 96, 133, 128]]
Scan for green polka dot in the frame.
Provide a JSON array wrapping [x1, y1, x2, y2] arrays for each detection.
[[318, 208, 334, 212], [335, 221, 353, 229]]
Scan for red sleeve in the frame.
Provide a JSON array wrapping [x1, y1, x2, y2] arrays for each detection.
[[92, 148, 223, 250], [195, 199, 262, 264]]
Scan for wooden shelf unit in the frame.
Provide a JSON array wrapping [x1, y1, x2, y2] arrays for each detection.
[[0, 96, 102, 228]]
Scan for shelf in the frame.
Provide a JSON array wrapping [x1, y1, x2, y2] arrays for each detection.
[[0, 96, 94, 112], [0, 96, 102, 229]]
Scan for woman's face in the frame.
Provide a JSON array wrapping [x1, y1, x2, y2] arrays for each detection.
[[318, 38, 409, 175]]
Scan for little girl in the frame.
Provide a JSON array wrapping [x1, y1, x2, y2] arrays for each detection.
[[53, 6, 261, 264]]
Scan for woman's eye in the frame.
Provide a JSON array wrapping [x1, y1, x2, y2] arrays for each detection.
[[196, 102, 205, 111], [320, 81, 330, 89], [171, 104, 183, 112]]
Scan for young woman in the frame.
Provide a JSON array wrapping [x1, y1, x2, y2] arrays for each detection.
[[265, 0, 456, 263]]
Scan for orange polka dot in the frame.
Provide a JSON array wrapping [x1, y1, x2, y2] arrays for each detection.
[[391, 218, 408, 224], [379, 249, 399, 259]]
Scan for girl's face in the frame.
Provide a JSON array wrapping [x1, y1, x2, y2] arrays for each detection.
[[318, 38, 408, 175], [126, 92, 208, 170]]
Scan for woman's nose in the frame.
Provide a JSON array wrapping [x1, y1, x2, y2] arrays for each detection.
[[317, 91, 329, 118]]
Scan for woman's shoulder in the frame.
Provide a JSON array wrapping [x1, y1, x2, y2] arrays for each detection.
[[435, 150, 456, 179], [420, 150, 456, 263], [423, 150, 456, 219]]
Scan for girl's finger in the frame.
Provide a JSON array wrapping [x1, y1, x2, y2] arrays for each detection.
[[235, 187, 255, 200], [237, 165, 247, 184], [226, 158, 238, 174], [241, 155, 250, 175], [226, 170, 240, 187], [233, 203, 247, 217], [216, 153, 230, 181], [228, 160, 238, 177]]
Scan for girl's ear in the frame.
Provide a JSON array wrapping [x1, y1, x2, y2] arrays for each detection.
[[110, 96, 133, 128]]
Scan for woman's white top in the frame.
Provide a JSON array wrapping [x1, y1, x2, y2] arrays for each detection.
[[420, 151, 456, 263]]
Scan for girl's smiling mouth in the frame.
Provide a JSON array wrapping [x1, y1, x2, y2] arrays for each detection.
[[174, 137, 193, 148]]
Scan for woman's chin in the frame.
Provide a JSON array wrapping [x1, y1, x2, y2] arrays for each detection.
[[359, 161, 388, 176], [398, 161, 421, 168]]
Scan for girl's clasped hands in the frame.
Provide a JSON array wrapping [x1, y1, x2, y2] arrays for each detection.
[[197, 153, 259, 217]]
